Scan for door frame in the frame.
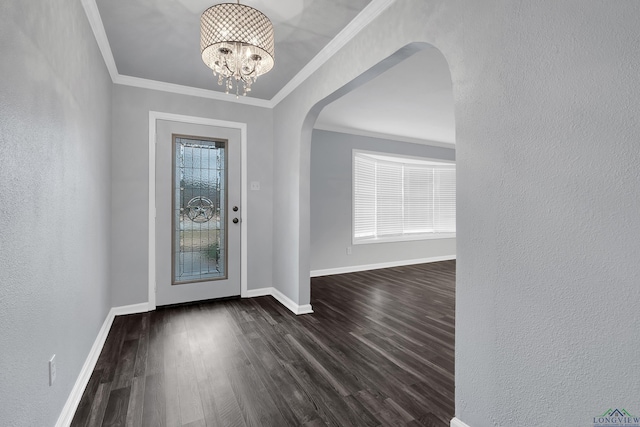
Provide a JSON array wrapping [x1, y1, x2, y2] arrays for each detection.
[[148, 111, 248, 310]]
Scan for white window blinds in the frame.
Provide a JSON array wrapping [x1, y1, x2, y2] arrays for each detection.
[[354, 152, 456, 242]]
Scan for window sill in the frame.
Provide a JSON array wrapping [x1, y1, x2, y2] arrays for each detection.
[[353, 233, 456, 245]]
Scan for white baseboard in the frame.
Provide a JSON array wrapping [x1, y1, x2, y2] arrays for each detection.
[[55, 308, 115, 427], [245, 287, 272, 298], [310, 255, 456, 277], [451, 417, 471, 427], [245, 287, 314, 315], [55, 303, 150, 427], [296, 304, 314, 315], [270, 287, 314, 315], [111, 302, 151, 316]]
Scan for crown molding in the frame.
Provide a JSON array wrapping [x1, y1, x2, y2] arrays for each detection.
[[81, 0, 396, 109], [269, 0, 395, 106], [313, 123, 457, 149], [81, 0, 119, 81], [116, 74, 272, 108]]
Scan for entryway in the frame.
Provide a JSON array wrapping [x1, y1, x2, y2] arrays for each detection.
[[150, 114, 247, 307]]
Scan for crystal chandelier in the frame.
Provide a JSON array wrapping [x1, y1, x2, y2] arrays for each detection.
[[200, 1, 275, 97]]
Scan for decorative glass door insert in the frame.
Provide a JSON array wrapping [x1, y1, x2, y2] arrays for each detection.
[[173, 135, 227, 284]]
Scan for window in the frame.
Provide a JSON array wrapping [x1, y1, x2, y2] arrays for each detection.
[[353, 151, 455, 243], [173, 135, 227, 284]]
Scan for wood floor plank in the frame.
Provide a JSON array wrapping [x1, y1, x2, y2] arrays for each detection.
[[112, 338, 139, 390], [86, 382, 111, 427], [125, 376, 145, 427], [98, 318, 127, 384], [72, 261, 455, 427], [70, 369, 103, 427], [141, 374, 165, 427], [174, 328, 205, 426], [133, 315, 149, 378], [162, 331, 181, 427], [194, 305, 248, 427], [102, 386, 131, 427]]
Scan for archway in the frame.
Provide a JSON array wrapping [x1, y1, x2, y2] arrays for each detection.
[[299, 41, 457, 423], [299, 41, 456, 296]]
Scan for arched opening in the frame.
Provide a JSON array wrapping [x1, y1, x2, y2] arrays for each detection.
[[300, 41, 457, 289], [310, 45, 455, 275], [299, 41, 457, 423]]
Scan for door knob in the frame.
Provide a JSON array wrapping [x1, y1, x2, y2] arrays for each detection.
[[232, 218, 239, 224], [232, 206, 239, 212]]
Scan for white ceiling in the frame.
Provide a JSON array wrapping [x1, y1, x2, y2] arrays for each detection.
[[95, 0, 372, 100], [315, 48, 456, 146], [90, 0, 454, 145]]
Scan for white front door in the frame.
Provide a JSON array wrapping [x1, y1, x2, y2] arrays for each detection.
[[156, 120, 241, 306]]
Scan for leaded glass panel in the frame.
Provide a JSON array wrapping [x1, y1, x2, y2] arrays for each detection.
[[173, 136, 226, 284]]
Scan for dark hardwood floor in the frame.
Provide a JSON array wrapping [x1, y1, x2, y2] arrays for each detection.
[[71, 260, 455, 427]]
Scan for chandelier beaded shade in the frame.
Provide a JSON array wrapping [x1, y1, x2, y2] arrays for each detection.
[[200, 1, 275, 97]]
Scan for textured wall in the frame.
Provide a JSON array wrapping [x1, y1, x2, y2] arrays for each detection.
[[310, 130, 455, 272], [110, 85, 274, 306], [274, 0, 640, 425], [0, 1, 112, 426]]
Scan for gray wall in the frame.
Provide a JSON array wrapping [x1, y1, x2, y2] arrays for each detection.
[[310, 130, 455, 272], [273, 0, 640, 426], [3, 1, 640, 426], [111, 85, 274, 307], [0, 1, 113, 426]]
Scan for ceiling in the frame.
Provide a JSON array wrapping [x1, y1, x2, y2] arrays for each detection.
[[315, 48, 456, 146], [91, 0, 454, 146], [95, 0, 372, 100]]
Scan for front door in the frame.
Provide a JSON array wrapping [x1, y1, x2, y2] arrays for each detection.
[[156, 120, 241, 306]]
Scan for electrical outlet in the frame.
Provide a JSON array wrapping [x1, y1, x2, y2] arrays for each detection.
[[250, 181, 260, 191], [346, 246, 352, 255], [49, 355, 56, 386]]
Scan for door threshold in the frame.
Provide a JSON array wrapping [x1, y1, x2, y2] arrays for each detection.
[[156, 295, 241, 310]]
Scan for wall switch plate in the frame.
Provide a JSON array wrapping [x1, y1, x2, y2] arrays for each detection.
[[250, 181, 260, 191], [49, 355, 56, 386], [346, 246, 352, 255]]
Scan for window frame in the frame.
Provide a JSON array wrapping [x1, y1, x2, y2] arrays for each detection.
[[352, 149, 456, 245]]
